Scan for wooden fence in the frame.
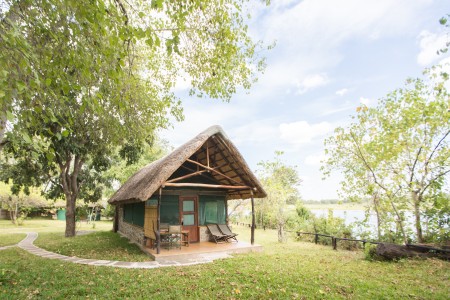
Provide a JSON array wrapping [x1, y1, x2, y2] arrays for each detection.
[[232, 222, 449, 254], [296, 231, 380, 250]]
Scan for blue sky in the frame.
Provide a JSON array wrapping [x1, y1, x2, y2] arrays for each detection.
[[161, 0, 450, 201]]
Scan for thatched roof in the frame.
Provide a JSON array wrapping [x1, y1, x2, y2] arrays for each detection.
[[109, 125, 266, 204]]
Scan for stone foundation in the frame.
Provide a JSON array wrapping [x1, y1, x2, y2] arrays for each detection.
[[198, 226, 212, 242], [117, 205, 145, 245]]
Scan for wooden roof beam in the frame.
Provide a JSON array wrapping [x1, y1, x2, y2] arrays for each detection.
[[165, 169, 209, 183], [186, 158, 243, 186], [163, 182, 251, 190]]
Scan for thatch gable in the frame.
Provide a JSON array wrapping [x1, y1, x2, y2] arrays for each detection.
[[109, 125, 266, 204]]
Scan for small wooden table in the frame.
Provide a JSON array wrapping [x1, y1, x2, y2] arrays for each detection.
[[159, 230, 190, 249], [181, 230, 190, 247]]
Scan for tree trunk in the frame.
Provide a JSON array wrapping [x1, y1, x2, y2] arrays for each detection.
[[9, 201, 17, 225], [277, 223, 285, 243], [389, 200, 408, 245], [372, 192, 382, 240], [58, 154, 84, 237], [65, 194, 77, 237], [412, 191, 423, 243], [0, 113, 6, 152]]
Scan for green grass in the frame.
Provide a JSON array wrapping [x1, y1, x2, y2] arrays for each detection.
[[0, 233, 26, 247], [34, 231, 151, 262], [0, 222, 449, 299], [0, 219, 114, 234]]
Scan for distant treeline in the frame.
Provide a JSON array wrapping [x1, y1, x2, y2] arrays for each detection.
[[302, 199, 367, 205]]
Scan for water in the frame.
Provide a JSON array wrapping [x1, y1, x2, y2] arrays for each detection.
[[310, 209, 416, 233], [310, 209, 375, 226]]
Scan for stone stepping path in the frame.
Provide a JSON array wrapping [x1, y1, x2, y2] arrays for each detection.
[[11, 232, 229, 269]]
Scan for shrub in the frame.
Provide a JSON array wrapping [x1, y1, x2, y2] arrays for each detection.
[[364, 243, 382, 261]]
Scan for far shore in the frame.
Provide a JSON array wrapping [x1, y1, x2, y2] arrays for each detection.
[[303, 202, 367, 211]]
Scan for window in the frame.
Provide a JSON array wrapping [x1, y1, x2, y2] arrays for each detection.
[[199, 195, 226, 225], [160, 195, 180, 225], [123, 202, 145, 227]]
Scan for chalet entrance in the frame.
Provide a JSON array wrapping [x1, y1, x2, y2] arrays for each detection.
[[180, 196, 199, 242]]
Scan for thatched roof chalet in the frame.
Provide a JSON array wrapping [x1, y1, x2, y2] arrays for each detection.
[[109, 125, 266, 205]]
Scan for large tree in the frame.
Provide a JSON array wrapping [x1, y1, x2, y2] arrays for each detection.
[[0, 0, 267, 236], [323, 67, 450, 244], [257, 151, 302, 243]]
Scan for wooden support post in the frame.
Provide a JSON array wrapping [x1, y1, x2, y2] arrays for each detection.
[[206, 140, 210, 168], [113, 205, 119, 233], [250, 190, 255, 245], [332, 237, 337, 250], [156, 187, 162, 255], [315, 233, 318, 244]]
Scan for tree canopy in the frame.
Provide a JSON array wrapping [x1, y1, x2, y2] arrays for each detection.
[[0, 0, 268, 236], [257, 151, 302, 242], [323, 66, 450, 244]]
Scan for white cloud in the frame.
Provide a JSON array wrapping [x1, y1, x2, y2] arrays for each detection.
[[417, 30, 450, 66], [248, 0, 431, 93], [295, 74, 329, 94], [335, 88, 349, 96], [360, 97, 372, 106], [279, 121, 334, 145], [304, 153, 327, 166], [321, 105, 353, 116], [230, 121, 279, 146]]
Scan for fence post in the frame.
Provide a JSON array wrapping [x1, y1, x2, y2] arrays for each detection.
[[362, 240, 366, 249], [332, 237, 337, 250], [314, 234, 318, 244]]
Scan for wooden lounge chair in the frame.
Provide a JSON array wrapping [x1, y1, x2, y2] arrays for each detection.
[[206, 223, 229, 243], [218, 224, 238, 242]]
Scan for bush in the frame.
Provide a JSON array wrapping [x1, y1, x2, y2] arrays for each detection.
[[364, 243, 383, 261], [102, 204, 115, 219]]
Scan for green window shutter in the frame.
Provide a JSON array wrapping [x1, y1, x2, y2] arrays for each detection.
[[133, 202, 145, 227], [160, 195, 180, 225], [199, 195, 226, 225], [123, 202, 145, 227]]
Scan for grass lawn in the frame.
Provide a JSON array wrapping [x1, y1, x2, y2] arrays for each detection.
[[34, 231, 150, 262], [0, 220, 449, 299], [0, 233, 27, 247], [0, 219, 114, 234]]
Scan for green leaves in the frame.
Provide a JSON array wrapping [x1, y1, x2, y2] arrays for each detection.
[[22, 133, 32, 144], [323, 67, 450, 243], [1, 0, 267, 236]]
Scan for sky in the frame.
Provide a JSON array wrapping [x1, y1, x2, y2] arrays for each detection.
[[160, 0, 450, 201]]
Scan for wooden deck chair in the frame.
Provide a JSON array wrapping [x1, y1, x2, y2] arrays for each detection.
[[153, 221, 171, 249], [218, 224, 238, 242], [168, 225, 182, 250], [206, 224, 229, 244]]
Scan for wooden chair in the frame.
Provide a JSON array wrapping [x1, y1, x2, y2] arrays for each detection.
[[218, 224, 238, 242], [168, 225, 182, 250], [153, 222, 171, 249], [206, 224, 229, 244]]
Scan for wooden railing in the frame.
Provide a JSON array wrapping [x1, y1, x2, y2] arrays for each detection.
[[296, 231, 380, 250], [232, 223, 449, 254]]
